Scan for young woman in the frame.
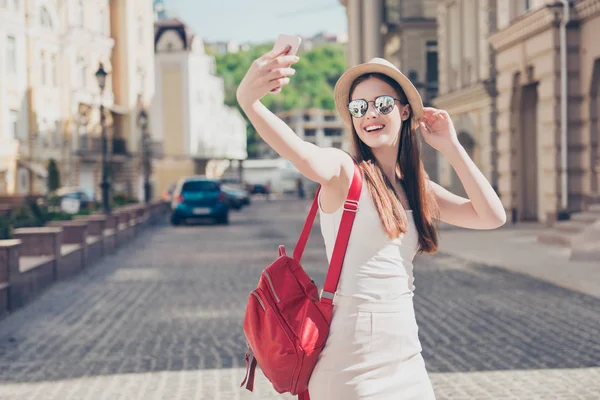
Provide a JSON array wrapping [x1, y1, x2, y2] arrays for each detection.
[[236, 46, 506, 399]]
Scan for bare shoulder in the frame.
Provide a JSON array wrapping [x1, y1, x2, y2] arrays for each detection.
[[318, 148, 355, 214]]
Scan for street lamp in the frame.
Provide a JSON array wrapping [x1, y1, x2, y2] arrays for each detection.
[[95, 63, 110, 214], [137, 108, 151, 203]]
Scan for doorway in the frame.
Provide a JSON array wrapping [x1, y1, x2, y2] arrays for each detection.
[[519, 83, 539, 221]]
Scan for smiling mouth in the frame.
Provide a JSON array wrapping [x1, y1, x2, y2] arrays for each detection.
[[364, 125, 385, 134]]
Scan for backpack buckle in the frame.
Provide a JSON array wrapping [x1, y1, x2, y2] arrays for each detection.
[[320, 289, 336, 303], [343, 200, 359, 212]]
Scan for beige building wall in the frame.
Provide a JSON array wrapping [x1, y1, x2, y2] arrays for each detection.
[[110, 0, 156, 200], [341, 0, 385, 66], [434, 0, 498, 198], [161, 67, 184, 157], [577, 1, 600, 197], [490, 1, 600, 223]]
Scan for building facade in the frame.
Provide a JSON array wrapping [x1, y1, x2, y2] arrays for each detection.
[[489, 0, 600, 222], [0, 0, 157, 202], [0, 0, 29, 194], [58, 0, 116, 201], [276, 108, 349, 155], [152, 18, 247, 197], [434, 0, 498, 198], [109, 0, 157, 201]]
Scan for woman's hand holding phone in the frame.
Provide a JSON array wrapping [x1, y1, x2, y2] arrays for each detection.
[[236, 42, 300, 109]]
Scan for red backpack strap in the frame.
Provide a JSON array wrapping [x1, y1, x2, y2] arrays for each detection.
[[293, 163, 363, 304], [319, 164, 362, 304]]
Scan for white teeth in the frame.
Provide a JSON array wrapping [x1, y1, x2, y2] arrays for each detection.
[[365, 125, 384, 132]]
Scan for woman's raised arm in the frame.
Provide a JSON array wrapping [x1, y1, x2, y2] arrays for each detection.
[[236, 47, 352, 186]]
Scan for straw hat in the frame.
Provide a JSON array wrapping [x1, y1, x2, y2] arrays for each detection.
[[334, 57, 424, 130]]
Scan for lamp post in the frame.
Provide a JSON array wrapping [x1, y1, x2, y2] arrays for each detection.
[[137, 108, 151, 203], [95, 63, 110, 214]]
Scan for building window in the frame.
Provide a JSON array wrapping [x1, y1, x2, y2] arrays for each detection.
[[384, 0, 401, 24], [40, 6, 52, 27], [51, 54, 57, 87], [19, 169, 29, 192], [523, 0, 531, 12], [9, 110, 19, 139], [137, 17, 144, 46], [77, 57, 86, 87], [98, 10, 104, 34], [448, 4, 460, 89], [408, 70, 419, 83], [137, 70, 145, 95], [6, 36, 17, 75], [12, 0, 18, 12], [426, 41, 439, 99], [41, 51, 46, 85], [53, 121, 60, 147], [0, 1, 7, 9]]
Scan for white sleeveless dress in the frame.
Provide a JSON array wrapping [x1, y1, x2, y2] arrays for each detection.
[[308, 184, 436, 399]]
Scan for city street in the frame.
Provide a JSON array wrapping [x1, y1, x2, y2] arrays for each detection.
[[0, 198, 599, 399]]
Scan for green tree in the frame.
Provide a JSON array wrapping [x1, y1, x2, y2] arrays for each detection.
[[211, 42, 347, 158], [47, 159, 60, 192]]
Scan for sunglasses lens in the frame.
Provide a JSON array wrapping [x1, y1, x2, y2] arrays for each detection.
[[375, 96, 395, 115], [348, 99, 368, 118]]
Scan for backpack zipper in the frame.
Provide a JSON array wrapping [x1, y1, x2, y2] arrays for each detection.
[[256, 286, 300, 391], [251, 290, 266, 310], [263, 270, 281, 303]]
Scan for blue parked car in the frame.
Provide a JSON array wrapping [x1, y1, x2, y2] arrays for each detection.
[[170, 177, 229, 225]]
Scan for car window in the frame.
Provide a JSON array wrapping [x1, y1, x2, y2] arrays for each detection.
[[181, 181, 219, 192]]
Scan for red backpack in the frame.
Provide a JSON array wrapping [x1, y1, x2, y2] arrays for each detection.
[[241, 164, 362, 400]]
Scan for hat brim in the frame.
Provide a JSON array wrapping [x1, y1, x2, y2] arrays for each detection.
[[334, 60, 424, 131]]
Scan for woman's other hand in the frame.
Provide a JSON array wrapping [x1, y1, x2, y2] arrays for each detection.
[[419, 107, 461, 156], [236, 46, 299, 109]]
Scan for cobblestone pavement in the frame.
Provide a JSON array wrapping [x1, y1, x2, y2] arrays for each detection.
[[0, 198, 599, 399]]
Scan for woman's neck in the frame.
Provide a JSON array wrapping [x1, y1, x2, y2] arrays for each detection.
[[372, 144, 400, 183]]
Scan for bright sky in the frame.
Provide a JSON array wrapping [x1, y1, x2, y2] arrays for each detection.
[[167, 0, 347, 44]]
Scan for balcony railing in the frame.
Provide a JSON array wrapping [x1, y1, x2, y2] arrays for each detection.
[[77, 135, 128, 156]]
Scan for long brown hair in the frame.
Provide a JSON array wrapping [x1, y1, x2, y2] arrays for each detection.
[[349, 73, 439, 254]]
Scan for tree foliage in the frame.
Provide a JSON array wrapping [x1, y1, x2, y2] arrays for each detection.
[[211, 42, 347, 158]]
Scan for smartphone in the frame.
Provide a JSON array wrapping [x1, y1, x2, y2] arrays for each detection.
[[270, 35, 301, 93], [273, 34, 302, 56]]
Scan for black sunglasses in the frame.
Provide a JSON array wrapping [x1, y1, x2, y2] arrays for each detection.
[[347, 95, 404, 118]]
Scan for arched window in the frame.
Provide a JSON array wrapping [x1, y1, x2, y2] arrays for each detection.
[[75, 0, 84, 26], [40, 6, 52, 28], [457, 131, 476, 158]]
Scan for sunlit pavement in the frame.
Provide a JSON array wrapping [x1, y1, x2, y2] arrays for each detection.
[[0, 197, 598, 399]]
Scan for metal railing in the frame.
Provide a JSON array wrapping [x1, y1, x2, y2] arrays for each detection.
[[77, 136, 128, 156]]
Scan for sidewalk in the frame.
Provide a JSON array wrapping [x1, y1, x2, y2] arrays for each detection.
[[436, 221, 600, 298]]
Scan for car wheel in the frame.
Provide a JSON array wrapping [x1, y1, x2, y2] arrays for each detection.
[[216, 214, 229, 225], [171, 215, 182, 226]]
